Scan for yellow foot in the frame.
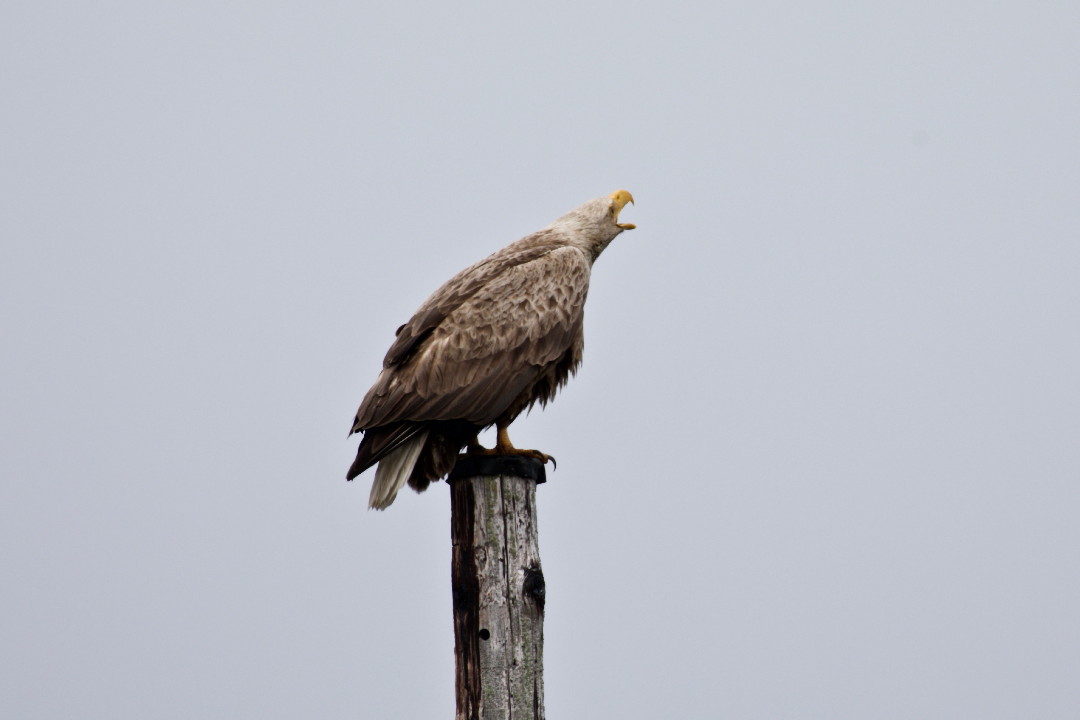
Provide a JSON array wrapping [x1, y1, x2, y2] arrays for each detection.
[[508, 448, 556, 469], [465, 433, 556, 469]]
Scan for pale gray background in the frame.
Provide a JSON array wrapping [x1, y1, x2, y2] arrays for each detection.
[[2, 1, 1078, 718]]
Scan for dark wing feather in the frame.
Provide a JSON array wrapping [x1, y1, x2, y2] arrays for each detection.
[[352, 245, 592, 432], [345, 422, 422, 480], [381, 240, 562, 369]]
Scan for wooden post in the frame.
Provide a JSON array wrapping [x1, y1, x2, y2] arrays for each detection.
[[448, 455, 547, 720]]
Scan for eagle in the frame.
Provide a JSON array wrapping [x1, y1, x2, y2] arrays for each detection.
[[347, 190, 636, 509]]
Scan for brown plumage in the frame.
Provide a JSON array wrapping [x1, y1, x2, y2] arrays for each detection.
[[347, 190, 635, 509]]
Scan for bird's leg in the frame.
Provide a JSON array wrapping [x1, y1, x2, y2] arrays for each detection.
[[494, 424, 556, 468], [492, 425, 515, 453], [465, 425, 556, 467]]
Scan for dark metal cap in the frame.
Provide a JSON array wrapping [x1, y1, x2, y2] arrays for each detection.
[[448, 455, 547, 484]]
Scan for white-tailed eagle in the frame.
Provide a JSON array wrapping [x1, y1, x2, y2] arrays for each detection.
[[348, 190, 635, 508]]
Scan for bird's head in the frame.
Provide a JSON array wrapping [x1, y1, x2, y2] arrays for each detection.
[[547, 189, 636, 260]]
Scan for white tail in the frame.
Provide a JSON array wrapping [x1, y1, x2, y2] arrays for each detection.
[[368, 431, 429, 510]]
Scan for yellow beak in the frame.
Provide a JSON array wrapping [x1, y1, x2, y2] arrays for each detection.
[[609, 189, 636, 230]]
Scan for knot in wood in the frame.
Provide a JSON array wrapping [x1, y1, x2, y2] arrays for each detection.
[[523, 566, 546, 610]]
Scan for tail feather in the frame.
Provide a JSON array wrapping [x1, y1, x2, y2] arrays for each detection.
[[368, 431, 429, 510], [347, 423, 422, 481]]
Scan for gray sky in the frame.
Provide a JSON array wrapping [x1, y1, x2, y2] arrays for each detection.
[[3, 1, 1079, 718]]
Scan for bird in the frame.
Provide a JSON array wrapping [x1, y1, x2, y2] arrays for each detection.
[[347, 190, 636, 509]]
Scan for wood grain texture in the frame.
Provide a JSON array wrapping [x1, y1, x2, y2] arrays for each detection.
[[450, 459, 546, 720]]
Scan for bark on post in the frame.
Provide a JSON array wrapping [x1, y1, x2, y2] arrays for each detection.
[[448, 455, 547, 720]]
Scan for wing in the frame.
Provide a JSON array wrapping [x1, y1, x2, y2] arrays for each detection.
[[382, 235, 561, 369], [352, 245, 591, 431]]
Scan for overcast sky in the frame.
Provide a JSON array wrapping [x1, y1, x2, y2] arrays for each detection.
[[3, 1, 1079, 718]]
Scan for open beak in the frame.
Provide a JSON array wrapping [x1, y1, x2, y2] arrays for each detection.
[[609, 189, 636, 230]]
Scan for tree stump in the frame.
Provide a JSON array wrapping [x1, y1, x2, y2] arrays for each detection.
[[448, 455, 547, 720]]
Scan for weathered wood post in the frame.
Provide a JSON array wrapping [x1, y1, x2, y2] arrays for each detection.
[[448, 455, 547, 720]]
